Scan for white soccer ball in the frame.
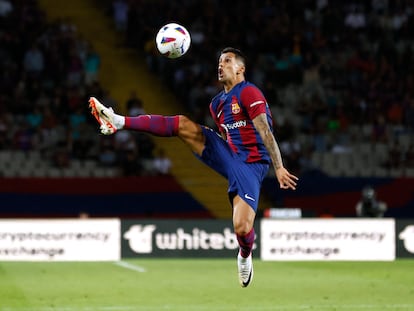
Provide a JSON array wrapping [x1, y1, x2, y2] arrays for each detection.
[[155, 23, 191, 59]]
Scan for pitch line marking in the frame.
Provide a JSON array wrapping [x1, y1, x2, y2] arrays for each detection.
[[113, 260, 146, 273]]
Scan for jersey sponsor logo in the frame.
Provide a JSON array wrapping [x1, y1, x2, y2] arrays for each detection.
[[221, 120, 247, 131]]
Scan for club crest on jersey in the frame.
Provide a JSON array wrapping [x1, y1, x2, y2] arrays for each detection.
[[231, 96, 240, 114], [231, 103, 241, 114]]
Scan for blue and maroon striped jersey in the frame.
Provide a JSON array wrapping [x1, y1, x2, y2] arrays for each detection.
[[209, 81, 273, 163]]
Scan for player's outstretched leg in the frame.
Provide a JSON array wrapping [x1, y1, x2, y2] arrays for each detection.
[[89, 97, 179, 137]]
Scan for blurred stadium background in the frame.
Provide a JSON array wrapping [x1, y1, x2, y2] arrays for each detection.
[[0, 0, 413, 219]]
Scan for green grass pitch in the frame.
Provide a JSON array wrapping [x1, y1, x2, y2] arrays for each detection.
[[0, 259, 413, 311]]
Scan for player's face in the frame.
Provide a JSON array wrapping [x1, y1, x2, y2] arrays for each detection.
[[218, 52, 244, 84]]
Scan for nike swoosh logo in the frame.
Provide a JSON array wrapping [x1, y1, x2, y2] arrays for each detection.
[[242, 270, 253, 287], [100, 109, 108, 118], [244, 194, 255, 201]]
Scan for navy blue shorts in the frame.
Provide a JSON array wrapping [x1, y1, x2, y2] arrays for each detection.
[[195, 126, 269, 212]]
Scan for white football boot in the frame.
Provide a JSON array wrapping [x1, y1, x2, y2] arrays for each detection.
[[89, 97, 118, 135], [237, 252, 253, 288]]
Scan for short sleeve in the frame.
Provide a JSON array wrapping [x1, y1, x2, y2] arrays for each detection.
[[240, 85, 267, 119]]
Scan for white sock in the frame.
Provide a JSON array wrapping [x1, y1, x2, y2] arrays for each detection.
[[113, 114, 125, 129], [238, 253, 247, 263]]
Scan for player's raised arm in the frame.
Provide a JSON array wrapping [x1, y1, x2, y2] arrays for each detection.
[[252, 113, 298, 190]]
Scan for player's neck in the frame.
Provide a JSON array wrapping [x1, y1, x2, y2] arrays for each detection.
[[223, 77, 245, 93]]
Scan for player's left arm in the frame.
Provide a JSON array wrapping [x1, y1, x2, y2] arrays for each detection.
[[241, 85, 298, 189], [252, 113, 298, 190]]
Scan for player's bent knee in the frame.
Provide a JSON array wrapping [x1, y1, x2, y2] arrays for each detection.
[[177, 115, 205, 154], [178, 116, 202, 137], [178, 115, 197, 134], [233, 221, 252, 237]]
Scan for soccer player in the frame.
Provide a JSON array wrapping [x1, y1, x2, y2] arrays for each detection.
[[89, 47, 298, 287]]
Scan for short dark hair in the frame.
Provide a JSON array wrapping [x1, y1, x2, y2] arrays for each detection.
[[221, 47, 246, 66]]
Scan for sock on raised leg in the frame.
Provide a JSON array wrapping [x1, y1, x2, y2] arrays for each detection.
[[124, 115, 179, 137], [112, 113, 125, 129]]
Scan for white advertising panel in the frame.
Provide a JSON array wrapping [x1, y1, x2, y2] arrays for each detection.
[[261, 219, 395, 261], [0, 219, 120, 261]]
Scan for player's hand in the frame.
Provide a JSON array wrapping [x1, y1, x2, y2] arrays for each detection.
[[276, 167, 298, 190]]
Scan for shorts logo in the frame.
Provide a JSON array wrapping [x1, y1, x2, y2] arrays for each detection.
[[244, 193, 255, 201]]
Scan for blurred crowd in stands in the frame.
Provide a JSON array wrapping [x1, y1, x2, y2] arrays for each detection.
[[0, 0, 171, 177], [1, 0, 414, 177]]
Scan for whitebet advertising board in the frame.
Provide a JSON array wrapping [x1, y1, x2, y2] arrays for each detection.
[[121, 220, 259, 258], [261, 219, 395, 261], [0, 219, 120, 261]]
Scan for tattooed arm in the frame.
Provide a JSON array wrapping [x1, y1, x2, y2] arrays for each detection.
[[253, 113, 298, 190]]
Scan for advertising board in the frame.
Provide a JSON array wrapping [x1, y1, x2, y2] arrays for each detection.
[[121, 220, 259, 258], [0, 219, 120, 261], [261, 219, 395, 261]]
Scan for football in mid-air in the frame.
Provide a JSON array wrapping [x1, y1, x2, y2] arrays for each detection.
[[155, 23, 191, 59]]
